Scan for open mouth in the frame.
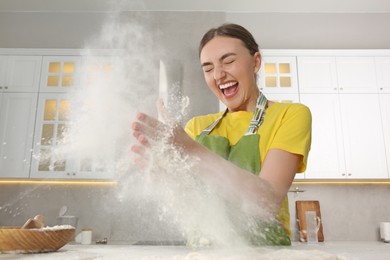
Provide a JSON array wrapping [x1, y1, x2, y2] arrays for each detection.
[[219, 81, 238, 98]]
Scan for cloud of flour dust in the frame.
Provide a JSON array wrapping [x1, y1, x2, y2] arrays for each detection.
[[45, 9, 276, 248]]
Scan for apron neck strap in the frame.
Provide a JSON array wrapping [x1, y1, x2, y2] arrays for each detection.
[[245, 92, 268, 135], [200, 93, 268, 136]]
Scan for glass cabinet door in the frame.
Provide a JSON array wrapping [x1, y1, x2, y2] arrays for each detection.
[[30, 93, 113, 179], [31, 93, 71, 178], [39, 56, 82, 93], [257, 57, 299, 95]]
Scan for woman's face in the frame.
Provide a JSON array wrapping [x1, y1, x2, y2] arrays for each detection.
[[200, 36, 261, 112]]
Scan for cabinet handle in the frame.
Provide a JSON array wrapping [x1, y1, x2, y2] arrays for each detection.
[[340, 88, 343, 91], [0, 86, 2, 89], [341, 173, 346, 176], [348, 173, 352, 176], [4, 86, 8, 90], [380, 88, 383, 91]]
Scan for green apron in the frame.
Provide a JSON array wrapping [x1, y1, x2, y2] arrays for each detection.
[[195, 93, 291, 246]]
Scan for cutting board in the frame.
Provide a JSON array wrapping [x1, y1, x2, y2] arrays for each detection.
[[295, 200, 324, 242]]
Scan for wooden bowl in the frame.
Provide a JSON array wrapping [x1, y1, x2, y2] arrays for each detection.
[[0, 226, 75, 253]]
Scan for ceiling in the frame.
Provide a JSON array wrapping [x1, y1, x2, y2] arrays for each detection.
[[1, 0, 389, 13]]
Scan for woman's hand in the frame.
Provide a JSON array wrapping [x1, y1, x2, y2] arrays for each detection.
[[130, 99, 198, 167]]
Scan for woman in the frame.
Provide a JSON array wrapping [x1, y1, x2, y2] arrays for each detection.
[[131, 23, 312, 245]]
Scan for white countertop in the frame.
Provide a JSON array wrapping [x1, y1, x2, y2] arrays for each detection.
[[1, 241, 389, 260]]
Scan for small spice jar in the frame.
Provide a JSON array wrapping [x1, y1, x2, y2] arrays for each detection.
[[79, 228, 92, 245]]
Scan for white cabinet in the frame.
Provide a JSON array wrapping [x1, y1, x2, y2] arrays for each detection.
[[39, 56, 82, 93], [297, 57, 338, 93], [301, 93, 388, 179], [298, 56, 379, 94], [336, 57, 377, 93], [258, 57, 299, 95], [375, 57, 390, 93], [379, 94, 390, 175], [0, 93, 38, 178], [0, 55, 41, 178], [339, 94, 387, 178], [30, 93, 113, 179], [0, 56, 42, 93], [300, 94, 345, 179]]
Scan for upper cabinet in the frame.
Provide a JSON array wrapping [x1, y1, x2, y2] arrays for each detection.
[[298, 56, 380, 94], [258, 56, 300, 103], [0, 56, 42, 93], [297, 57, 338, 93], [39, 56, 82, 93], [258, 57, 299, 94], [375, 57, 390, 93], [336, 57, 377, 93]]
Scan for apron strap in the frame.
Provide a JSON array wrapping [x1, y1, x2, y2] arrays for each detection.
[[245, 93, 267, 135], [200, 109, 228, 135], [200, 93, 268, 136]]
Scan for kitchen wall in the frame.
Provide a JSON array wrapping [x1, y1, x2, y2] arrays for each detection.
[[1, 183, 389, 242], [1, 10, 390, 242]]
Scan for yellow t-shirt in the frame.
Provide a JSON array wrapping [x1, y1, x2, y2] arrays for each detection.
[[184, 102, 312, 236]]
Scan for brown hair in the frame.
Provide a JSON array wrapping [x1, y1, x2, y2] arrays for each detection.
[[199, 23, 260, 57]]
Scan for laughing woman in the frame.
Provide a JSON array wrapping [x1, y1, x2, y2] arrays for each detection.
[[131, 23, 312, 245]]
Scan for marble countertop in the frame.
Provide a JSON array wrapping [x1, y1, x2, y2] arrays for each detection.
[[1, 241, 389, 260]]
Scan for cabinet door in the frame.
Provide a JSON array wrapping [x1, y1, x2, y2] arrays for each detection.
[[297, 57, 338, 94], [300, 94, 346, 179], [375, 57, 390, 93], [0, 93, 38, 178], [339, 94, 388, 178], [379, 94, 390, 177], [30, 93, 71, 178], [336, 57, 377, 93], [30, 93, 113, 179], [39, 56, 82, 93], [0, 56, 6, 89], [258, 57, 298, 94], [4, 56, 42, 92]]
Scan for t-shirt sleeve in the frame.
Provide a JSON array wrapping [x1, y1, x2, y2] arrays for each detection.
[[270, 104, 312, 172], [184, 118, 197, 140]]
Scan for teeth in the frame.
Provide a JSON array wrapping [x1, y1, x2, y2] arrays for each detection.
[[219, 82, 237, 89]]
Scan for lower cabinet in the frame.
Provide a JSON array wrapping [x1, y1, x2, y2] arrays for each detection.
[[379, 94, 390, 176], [301, 93, 388, 179], [300, 94, 345, 179], [339, 94, 388, 178], [0, 93, 38, 178], [29, 93, 114, 179]]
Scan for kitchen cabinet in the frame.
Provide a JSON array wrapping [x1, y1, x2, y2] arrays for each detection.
[[30, 93, 113, 179], [0, 55, 42, 92], [298, 56, 378, 94], [300, 94, 345, 179], [297, 57, 338, 94], [0, 93, 38, 178], [257, 56, 299, 95], [39, 56, 82, 93], [336, 57, 377, 93], [301, 93, 388, 179], [375, 57, 390, 93], [0, 55, 41, 178], [379, 94, 390, 175]]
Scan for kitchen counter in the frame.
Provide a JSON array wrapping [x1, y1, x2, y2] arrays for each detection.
[[0, 241, 389, 259]]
